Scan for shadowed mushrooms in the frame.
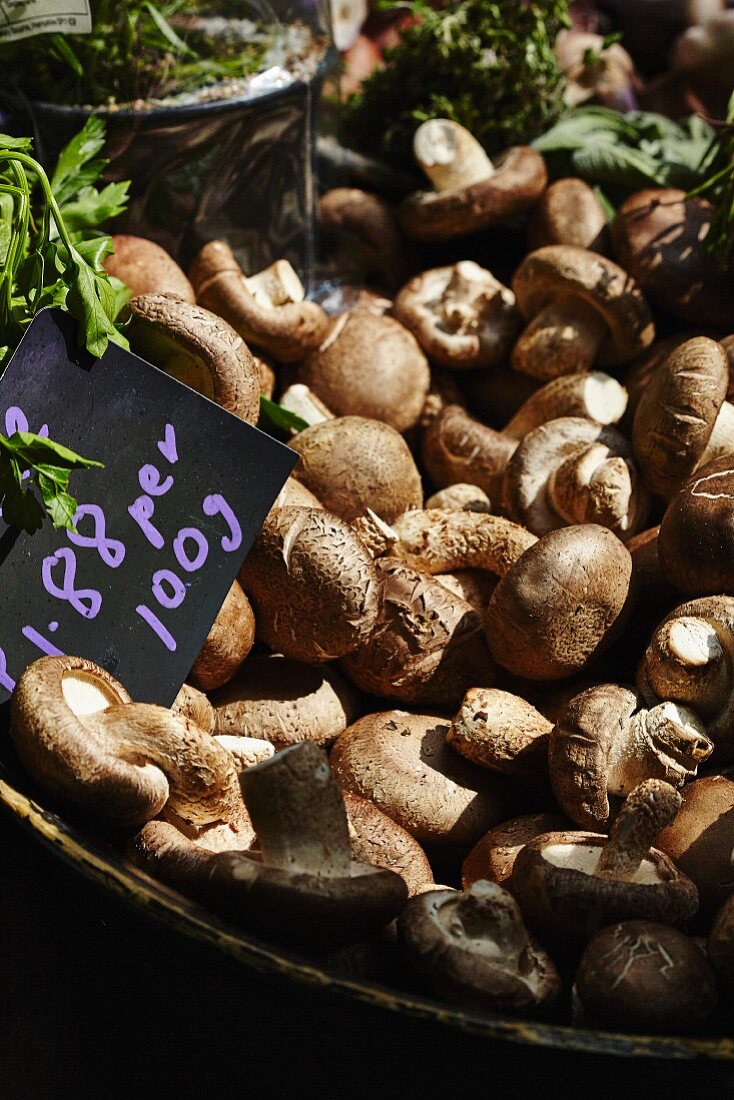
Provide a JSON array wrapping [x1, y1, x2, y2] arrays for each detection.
[[503, 416, 648, 540], [399, 882, 561, 1014], [105, 235, 195, 302], [576, 921, 717, 1033], [511, 246, 654, 380], [422, 405, 518, 502], [612, 189, 734, 328], [211, 655, 359, 749], [344, 791, 434, 896], [190, 241, 330, 363], [189, 580, 255, 693], [289, 416, 423, 523], [399, 119, 547, 243], [318, 187, 412, 289], [633, 338, 733, 499], [134, 742, 407, 949], [128, 294, 261, 424], [447, 688, 552, 789], [512, 781, 698, 943], [658, 457, 734, 594], [709, 891, 734, 991], [393, 262, 520, 371], [11, 656, 251, 840], [462, 814, 569, 889], [550, 684, 712, 829], [528, 178, 609, 253], [330, 710, 510, 850], [239, 507, 379, 662], [297, 311, 430, 434]]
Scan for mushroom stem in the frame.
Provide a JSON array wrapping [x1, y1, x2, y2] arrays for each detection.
[[239, 742, 352, 877], [547, 445, 644, 535], [512, 295, 609, 380], [607, 702, 713, 796], [279, 384, 334, 428], [351, 509, 398, 558], [644, 615, 731, 720], [597, 780, 682, 880], [245, 259, 305, 308], [390, 509, 537, 577], [413, 119, 494, 192], [503, 372, 628, 440]]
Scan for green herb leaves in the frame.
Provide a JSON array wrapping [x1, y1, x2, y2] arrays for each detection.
[[0, 432, 103, 534], [258, 396, 308, 437]]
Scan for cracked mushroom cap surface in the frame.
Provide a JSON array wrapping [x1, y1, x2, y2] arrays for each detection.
[[393, 262, 520, 371], [330, 710, 510, 849], [484, 524, 633, 681], [398, 881, 561, 1013], [511, 829, 698, 943], [576, 921, 718, 1034], [512, 246, 655, 368], [399, 145, 547, 242], [632, 337, 729, 499], [289, 416, 423, 523], [612, 188, 734, 328], [297, 311, 430, 435], [659, 455, 734, 594], [128, 294, 261, 424]]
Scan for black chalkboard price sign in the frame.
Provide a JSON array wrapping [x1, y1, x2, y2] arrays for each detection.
[[0, 308, 296, 707]]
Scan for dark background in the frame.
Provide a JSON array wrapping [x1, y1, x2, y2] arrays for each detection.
[[2, 811, 734, 1099]]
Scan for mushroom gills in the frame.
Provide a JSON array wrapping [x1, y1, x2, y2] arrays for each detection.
[[61, 670, 124, 715], [541, 843, 663, 885]]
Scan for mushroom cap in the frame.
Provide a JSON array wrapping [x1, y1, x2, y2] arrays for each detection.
[[189, 580, 255, 693], [447, 687, 552, 788], [549, 684, 639, 829], [171, 683, 215, 734], [104, 235, 195, 303], [503, 415, 647, 540], [330, 710, 510, 849], [655, 774, 734, 919], [297, 311, 430, 434], [632, 337, 729, 498], [393, 262, 520, 371], [511, 831, 699, 942], [484, 525, 633, 680], [289, 416, 423, 523], [211, 654, 359, 749], [659, 455, 734, 594], [398, 882, 561, 1013], [190, 240, 330, 363], [527, 178, 609, 254], [612, 188, 734, 328], [709, 892, 734, 989], [239, 506, 380, 662], [344, 791, 434, 896], [340, 557, 496, 709], [399, 146, 548, 242], [462, 813, 569, 889], [318, 187, 412, 289], [422, 404, 516, 503], [512, 246, 654, 367], [128, 294, 261, 424], [576, 921, 717, 1034], [268, 475, 323, 513]]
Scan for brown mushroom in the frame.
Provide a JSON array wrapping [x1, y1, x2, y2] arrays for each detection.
[[344, 791, 434, 896], [656, 774, 734, 919], [528, 179, 609, 253], [421, 404, 517, 502], [188, 580, 255, 693], [447, 688, 552, 789], [330, 710, 510, 850], [632, 338, 733, 498], [296, 310, 430, 434], [549, 684, 712, 830], [340, 556, 496, 708], [462, 813, 569, 889], [11, 655, 251, 838], [128, 294, 261, 424], [104, 235, 195, 302], [576, 921, 717, 1033], [621, 333, 702, 431], [388, 508, 537, 578], [268, 475, 322, 513], [393, 262, 520, 371], [556, 30, 639, 112], [612, 189, 734, 328], [171, 683, 214, 733], [511, 246, 655, 380], [318, 187, 412, 289], [189, 241, 330, 363], [239, 506, 379, 662], [658, 457, 734, 594], [133, 742, 407, 949], [425, 484, 492, 513], [640, 596, 734, 759], [709, 891, 734, 991], [511, 781, 698, 942], [398, 119, 547, 243], [211, 654, 359, 749], [398, 882, 561, 1013], [503, 416, 648, 540], [503, 371, 628, 439], [289, 416, 423, 523]]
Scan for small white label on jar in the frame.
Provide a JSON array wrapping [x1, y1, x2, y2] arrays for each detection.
[[0, 1, 92, 42]]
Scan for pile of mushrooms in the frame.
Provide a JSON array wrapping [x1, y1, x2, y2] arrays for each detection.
[[19, 137, 734, 1037]]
